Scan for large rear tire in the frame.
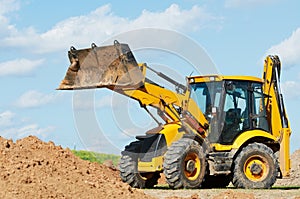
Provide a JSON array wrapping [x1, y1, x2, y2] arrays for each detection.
[[119, 141, 160, 188], [232, 142, 278, 188], [163, 138, 206, 189]]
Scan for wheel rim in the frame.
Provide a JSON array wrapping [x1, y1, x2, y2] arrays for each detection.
[[244, 155, 269, 182], [184, 152, 201, 181]]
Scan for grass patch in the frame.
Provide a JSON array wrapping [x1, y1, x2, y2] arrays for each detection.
[[72, 150, 120, 166], [272, 186, 300, 190]]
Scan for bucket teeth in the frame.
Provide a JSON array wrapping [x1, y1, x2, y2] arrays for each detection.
[[57, 41, 144, 90]]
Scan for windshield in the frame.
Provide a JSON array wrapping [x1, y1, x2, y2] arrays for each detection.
[[190, 82, 223, 118], [190, 80, 269, 144]]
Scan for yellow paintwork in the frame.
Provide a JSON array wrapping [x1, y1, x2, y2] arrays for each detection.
[[123, 85, 180, 122], [121, 58, 291, 177], [212, 129, 277, 151], [138, 123, 184, 172], [212, 143, 233, 151], [186, 97, 208, 137], [203, 57, 291, 177], [184, 152, 201, 181], [58, 41, 292, 182], [122, 81, 207, 127], [138, 63, 147, 78], [117, 64, 209, 174], [138, 156, 164, 172], [232, 130, 277, 149], [244, 156, 268, 181], [263, 56, 291, 177], [189, 75, 263, 84], [159, 123, 184, 146], [279, 128, 291, 176]]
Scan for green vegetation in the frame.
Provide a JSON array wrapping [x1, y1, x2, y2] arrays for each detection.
[[271, 186, 300, 190], [72, 150, 120, 166]]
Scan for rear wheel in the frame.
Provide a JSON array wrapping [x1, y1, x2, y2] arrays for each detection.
[[163, 138, 206, 189], [232, 142, 278, 188], [119, 141, 160, 188]]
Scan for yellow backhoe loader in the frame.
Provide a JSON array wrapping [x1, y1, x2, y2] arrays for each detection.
[[58, 41, 291, 189]]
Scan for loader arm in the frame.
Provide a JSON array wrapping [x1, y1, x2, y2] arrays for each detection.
[[57, 41, 209, 137], [262, 55, 291, 176], [115, 64, 209, 137]]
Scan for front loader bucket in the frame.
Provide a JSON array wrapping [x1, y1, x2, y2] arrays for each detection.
[[58, 40, 144, 90]]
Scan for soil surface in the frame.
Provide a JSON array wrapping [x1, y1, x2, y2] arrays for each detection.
[[144, 189, 300, 199], [274, 149, 300, 187], [0, 136, 153, 199], [148, 149, 300, 199], [0, 135, 299, 199]]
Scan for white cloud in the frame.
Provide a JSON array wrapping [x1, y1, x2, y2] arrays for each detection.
[[15, 90, 62, 108], [15, 124, 55, 138], [0, 109, 55, 139], [0, 58, 44, 76], [1, 4, 221, 54], [0, 0, 20, 15], [0, 1, 43, 77], [0, 0, 19, 37], [0, 110, 15, 127], [225, 0, 278, 8], [266, 28, 300, 68], [73, 91, 123, 110], [131, 4, 217, 32], [282, 80, 300, 100], [262, 27, 300, 116], [1, 124, 55, 139]]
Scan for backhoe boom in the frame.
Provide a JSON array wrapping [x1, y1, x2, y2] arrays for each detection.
[[263, 55, 291, 176]]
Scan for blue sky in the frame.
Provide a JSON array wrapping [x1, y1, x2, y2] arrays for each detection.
[[0, 0, 300, 154]]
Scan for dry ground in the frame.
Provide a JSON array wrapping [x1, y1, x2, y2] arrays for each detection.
[[0, 136, 154, 199], [144, 186, 300, 199], [0, 135, 299, 199], [144, 149, 300, 199]]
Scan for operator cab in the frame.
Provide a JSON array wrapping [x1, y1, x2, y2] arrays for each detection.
[[189, 76, 269, 145]]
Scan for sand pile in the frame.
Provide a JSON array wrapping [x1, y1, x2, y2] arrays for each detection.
[[275, 149, 300, 187], [0, 136, 154, 199]]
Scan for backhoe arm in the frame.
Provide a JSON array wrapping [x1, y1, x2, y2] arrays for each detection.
[[262, 55, 291, 176]]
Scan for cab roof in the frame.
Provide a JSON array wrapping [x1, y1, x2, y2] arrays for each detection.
[[188, 75, 263, 84]]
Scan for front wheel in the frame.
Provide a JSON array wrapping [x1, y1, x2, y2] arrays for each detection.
[[163, 138, 206, 189], [232, 142, 278, 188], [119, 141, 161, 188]]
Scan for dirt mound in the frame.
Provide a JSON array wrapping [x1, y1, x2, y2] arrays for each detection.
[[0, 136, 154, 199], [212, 190, 254, 199], [275, 149, 300, 187], [165, 193, 200, 199]]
